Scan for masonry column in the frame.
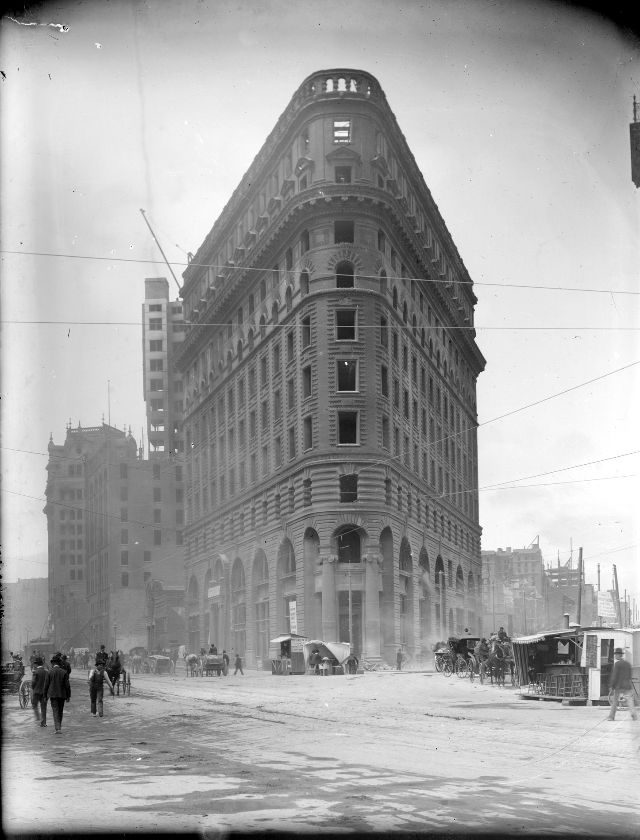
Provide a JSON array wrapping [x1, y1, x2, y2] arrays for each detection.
[[364, 554, 382, 660], [321, 555, 337, 641]]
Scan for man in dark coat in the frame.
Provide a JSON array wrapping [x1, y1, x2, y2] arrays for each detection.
[[31, 656, 49, 727], [608, 647, 638, 721], [47, 654, 71, 733], [95, 645, 108, 667]]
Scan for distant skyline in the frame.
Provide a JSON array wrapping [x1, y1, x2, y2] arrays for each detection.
[[2, 0, 638, 611]]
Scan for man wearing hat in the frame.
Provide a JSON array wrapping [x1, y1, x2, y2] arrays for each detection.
[[607, 647, 638, 721], [31, 656, 49, 727], [47, 653, 71, 734]]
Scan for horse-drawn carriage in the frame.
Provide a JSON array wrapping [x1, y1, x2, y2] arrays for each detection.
[[145, 654, 172, 675], [105, 651, 131, 695], [2, 658, 30, 708], [199, 653, 228, 677], [434, 637, 481, 678]]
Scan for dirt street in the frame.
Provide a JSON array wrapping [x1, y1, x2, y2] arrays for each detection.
[[3, 665, 639, 836]]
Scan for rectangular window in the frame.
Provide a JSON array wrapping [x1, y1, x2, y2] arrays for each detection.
[[382, 416, 390, 449], [250, 410, 257, 438], [380, 316, 388, 347], [287, 378, 295, 410], [121, 528, 128, 545], [120, 507, 128, 522], [334, 220, 354, 244], [335, 165, 352, 183], [287, 331, 295, 361], [121, 573, 129, 588], [249, 368, 256, 395], [303, 416, 313, 450], [260, 356, 268, 386], [261, 399, 269, 432], [337, 411, 358, 445], [337, 360, 357, 391], [333, 119, 351, 144], [120, 550, 129, 566], [150, 358, 163, 372], [381, 365, 389, 397], [274, 389, 282, 422], [275, 436, 283, 466], [153, 487, 161, 502], [154, 509, 161, 523], [262, 444, 269, 476], [288, 426, 296, 459], [301, 315, 311, 348], [339, 473, 358, 503], [150, 378, 163, 392], [336, 310, 356, 340], [302, 365, 312, 398], [149, 318, 162, 330], [154, 529, 161, 546], [150, 398, 163, 411], [149, 339, 163, 351], [120, 463, 128, 480], [149, 304, 162, 312]]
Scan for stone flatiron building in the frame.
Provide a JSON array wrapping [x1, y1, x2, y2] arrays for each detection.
[[178, 69, 485, 666]]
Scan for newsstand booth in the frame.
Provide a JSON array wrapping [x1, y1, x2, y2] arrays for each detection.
[[513, 627, 640, 704], [269, 633, 308, 675], [303, 640, 352, 675], [512, 628, 589, 701]]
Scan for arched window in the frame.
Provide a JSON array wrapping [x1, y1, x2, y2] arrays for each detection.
[[248, 329, 254, 351], [402, 302, 408, 324], [336, 526, 361, 563], [380, 269, 387, 295], [259, 315, 266, 339], [300, 270, 309, 296], [236, 340, 243, 362], [336, 260, 354, 289], [285, 286, 293, 312], [271, 302, 279, 324], [392, 287, 398, 309], [300, 229, 310, 253]]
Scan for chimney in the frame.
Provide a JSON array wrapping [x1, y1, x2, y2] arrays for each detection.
[[563, 613, 570, 629]]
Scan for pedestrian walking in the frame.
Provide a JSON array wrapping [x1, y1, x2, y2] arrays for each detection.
[[47, 653, 71, 734], [31, 656, 49, 727], [222, 650, 230, 673], [233, 653, 244, 675], [61, 654, 72, 676], [88, 662, 114, 717], [396, 648, 404, 671], [607, 647, 639, 721]]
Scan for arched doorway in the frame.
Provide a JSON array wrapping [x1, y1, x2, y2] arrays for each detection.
[[277, 539, 296, 633], [379, 527, 395, 660], [398, 537, 414, 655], [303, 528, 321, 638], [434, 556, 446, 639], [334, 525, 364, 655], [253, 550, 269, 664], [418, 547, 431, 654], [230, 558, 246, 657], [187, 575, 200, 653]]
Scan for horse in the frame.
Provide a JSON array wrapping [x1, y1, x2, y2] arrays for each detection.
[[485, 640, 507, 687], [185, 653, 200, 677], [106, 650, 126, 693], [130, 654, 144, 674]]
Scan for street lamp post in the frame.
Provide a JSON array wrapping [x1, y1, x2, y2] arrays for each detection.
[[113, 624, 117, 653]]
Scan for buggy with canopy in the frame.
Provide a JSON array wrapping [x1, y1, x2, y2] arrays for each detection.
[[303, 640, 354, 675]]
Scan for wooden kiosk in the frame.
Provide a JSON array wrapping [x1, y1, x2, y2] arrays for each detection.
[[269, 633, 308, 675]]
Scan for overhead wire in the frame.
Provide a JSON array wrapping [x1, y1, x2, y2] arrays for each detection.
[[2, 248, 639, 296]]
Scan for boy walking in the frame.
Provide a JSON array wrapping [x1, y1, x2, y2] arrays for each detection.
[[233, 653, 244, 675], [89, 662, 114, 717]]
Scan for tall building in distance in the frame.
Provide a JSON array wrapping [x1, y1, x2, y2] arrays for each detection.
[[142, 277, 186, 458], [631, 95, 640, 188], [178, 69, 485, 665], [481, 544, 549, 636], [44, 423, 185, 652]]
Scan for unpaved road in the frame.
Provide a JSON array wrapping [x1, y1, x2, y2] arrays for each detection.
[[3, 667, 639, 836]]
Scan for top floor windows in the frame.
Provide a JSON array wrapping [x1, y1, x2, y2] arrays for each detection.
[[333, 119, 351, 144]]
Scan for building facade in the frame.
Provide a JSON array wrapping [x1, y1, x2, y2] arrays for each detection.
[[178, 69, 485, 666], [481, 545, 549, 636], [142, 277, 186, 457], [1, 577, 48, 659]]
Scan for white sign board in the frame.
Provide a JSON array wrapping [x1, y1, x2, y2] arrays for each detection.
[[597, 591, 618, 625], [289, 601, 298, 635], [207, 585, 220, 599]]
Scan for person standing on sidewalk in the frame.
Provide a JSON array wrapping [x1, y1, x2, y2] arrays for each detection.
[[608, 647, 639, 721], [31, 656, 49, 727], [88, 662, 114, 717], [47, 653, 71, 734], [396, 648, 404, 671], [233, 653, 244, 675]]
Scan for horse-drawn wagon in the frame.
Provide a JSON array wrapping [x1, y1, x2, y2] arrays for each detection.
[[200, 653, 228, 677], [2, 658, 30, 708], [145, 654, 172, 675], [433, 637, 481, 677]]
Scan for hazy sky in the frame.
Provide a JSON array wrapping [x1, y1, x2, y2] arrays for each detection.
[[2, 0, 639, 610]]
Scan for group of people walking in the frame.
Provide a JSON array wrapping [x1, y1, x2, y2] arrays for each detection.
[[30, 645, 118, 733]]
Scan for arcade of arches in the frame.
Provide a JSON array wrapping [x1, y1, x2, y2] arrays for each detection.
[[185, 525, 479, 666]]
